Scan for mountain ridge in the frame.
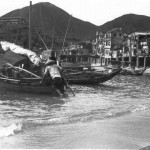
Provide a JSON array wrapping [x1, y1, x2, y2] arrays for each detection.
[[2, 2, 97, 40], [98, 13, 150, 34], [1, 2, 150, 49]]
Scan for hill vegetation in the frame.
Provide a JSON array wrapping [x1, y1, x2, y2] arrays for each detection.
[[0, 2, 96, 50], [98, 14, 150, 34]]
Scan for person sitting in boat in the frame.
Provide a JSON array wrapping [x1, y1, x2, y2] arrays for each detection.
[[40, 58, 65, 95]]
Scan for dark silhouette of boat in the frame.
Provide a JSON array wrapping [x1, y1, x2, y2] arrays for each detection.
[[63, 68, 121, 84]]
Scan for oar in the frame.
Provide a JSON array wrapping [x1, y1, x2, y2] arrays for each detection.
[[62, 73, 75, 96], [66, 82, 75, 96], [5, 63, 41, 79]]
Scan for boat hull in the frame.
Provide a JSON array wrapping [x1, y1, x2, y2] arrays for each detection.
[[0, 77, 57, 95], [120, 68, 145, 76], [64, 68, 121, 84]]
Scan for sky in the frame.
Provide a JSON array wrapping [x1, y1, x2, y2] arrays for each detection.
[[0, 0, 150, 26]]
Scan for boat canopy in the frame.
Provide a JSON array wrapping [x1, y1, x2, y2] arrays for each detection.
[[0, 41, 41, 66], [0, 50, 29, 68]]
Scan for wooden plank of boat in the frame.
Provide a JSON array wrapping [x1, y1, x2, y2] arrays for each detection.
[[0, 76, 60, 95]]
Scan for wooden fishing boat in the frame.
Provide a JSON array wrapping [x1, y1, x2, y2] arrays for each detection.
[[0, 67, 57, 95], [0, 51, 64, 95], [120, 67, 146, 76], [119, 61, 145, 75], [107, 60, 145, 76], [0, 76, 57, 95], [63, 68, 121, 84], [59, 54, 121, 84]]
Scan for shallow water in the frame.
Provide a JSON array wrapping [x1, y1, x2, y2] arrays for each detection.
[[1, 75, 150, 148]]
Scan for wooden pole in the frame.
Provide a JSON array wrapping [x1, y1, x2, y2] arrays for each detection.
[[116, 54, 118, 61], [104, 58, 107, 65], [100, 56, 102, 66], [128, 38, 132, 67], [29, 1, 32, 50], [136, 56, 139, 68], [129, 46, 132, 64], [122, 46, 125, 62], [144, 56, 147, 68], [136, 43, 139, 68]]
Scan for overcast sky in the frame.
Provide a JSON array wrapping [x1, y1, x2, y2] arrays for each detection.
[[0, 0, 150, 26]]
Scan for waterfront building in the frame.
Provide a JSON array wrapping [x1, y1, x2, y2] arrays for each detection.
[[93, 29, 150, 68], [127, 32, 150, 68]]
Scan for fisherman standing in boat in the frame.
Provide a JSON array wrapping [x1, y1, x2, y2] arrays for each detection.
[[40, 57, 65, 95]]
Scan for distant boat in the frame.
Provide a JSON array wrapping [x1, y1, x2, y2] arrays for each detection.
[[107, 60, 145, 76], [120, 67, 146, 76]]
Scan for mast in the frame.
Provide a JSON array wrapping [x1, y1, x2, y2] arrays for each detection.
[[29, 1, 32, 50], [62, 14, 72, 53], [52, 26, 54, 50]]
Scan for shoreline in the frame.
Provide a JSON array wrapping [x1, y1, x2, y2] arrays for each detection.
[[55, 112, 150, 149], [1, 112, 150, 149]]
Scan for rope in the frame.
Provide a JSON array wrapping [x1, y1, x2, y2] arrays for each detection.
[[36, 32, 48, 50]]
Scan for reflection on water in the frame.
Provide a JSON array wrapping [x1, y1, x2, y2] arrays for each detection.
[[1, 75, 150, 139]]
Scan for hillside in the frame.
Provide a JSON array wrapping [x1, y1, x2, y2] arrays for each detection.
[[1, 2, 150, 50], [1, 2, 97, 41], [98, 14, 150, 34]]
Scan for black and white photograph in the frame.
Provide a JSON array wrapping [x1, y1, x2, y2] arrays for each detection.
[[0, 0, 150, 149]]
